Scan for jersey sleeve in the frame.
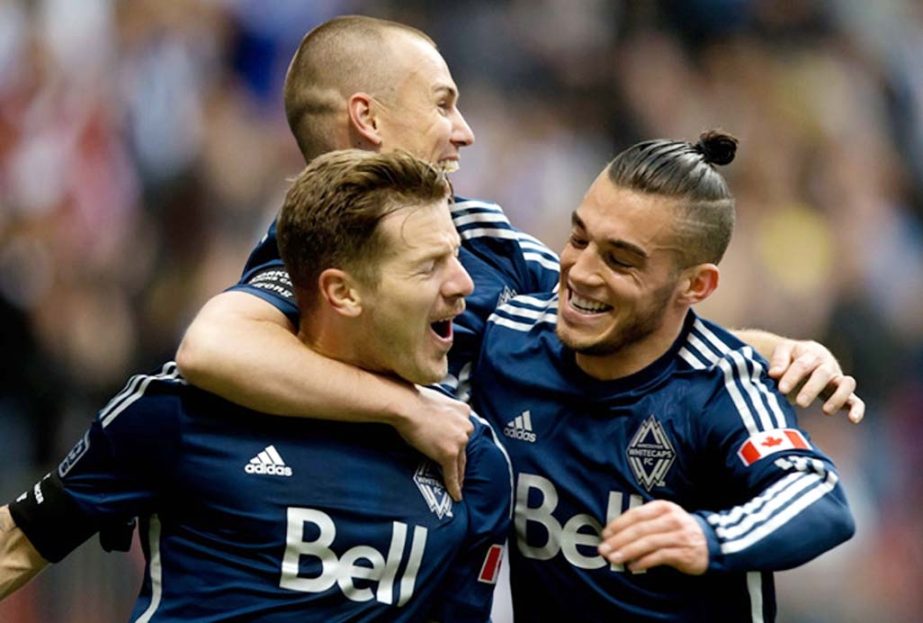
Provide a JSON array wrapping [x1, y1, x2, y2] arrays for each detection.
[[451, 197, 560, 295], [226, 221, 300, 325], [8, 366, 183, 562], [428, 416, 513, 622], [691, 346, 855, 573]]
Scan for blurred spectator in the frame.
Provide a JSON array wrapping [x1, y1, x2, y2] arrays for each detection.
[[1, 0, 920, 621]]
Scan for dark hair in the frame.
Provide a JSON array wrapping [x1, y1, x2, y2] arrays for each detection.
[[277, 149, 450, 311], [606, 130, 738, 267]]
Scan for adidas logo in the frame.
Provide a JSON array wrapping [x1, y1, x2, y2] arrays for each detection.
[[503, 410, 536, 443], [244, 445, 293, 477]]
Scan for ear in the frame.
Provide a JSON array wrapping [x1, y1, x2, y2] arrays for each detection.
[[346, 92, 382, 148], [317, 268, 364, 318], [676, 263, 719, 306]]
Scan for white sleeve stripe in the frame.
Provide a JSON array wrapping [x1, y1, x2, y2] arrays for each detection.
[[493, 306, 550, 321], [693, 318, 733, 354], [522, 253, 561, 271], [728, 350, 778, 431], [717, 357, 760, 436], [453, 212, 510, 227], [100, 362, 185, 429], [135, 515, 163, 622], [678, 347, 708, 369], [497, 294, 559, 311], [707, 472, 803, 527], [452, 200, 503, 213], [471, 414, 515, 520], [713, 472, 823, 538], [718, 474, 839, 555], [747, 572, 765, 623], [686, 333, 720, 364], [100, 362, 175, 422], [488, 313, 557, 332], [741, 347, 788, 429]]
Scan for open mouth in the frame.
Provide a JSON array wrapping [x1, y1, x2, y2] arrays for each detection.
[[438, 159, 459, 174], [569, 291, 613, 314], [430, 318, 454, 339]]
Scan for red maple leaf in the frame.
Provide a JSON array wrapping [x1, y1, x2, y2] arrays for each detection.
[[762, 436, 783, 447]]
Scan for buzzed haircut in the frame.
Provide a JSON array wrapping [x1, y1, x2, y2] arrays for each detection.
[[283, 15, 436, 161], [277, 149, 450, 312], [606, 130, 738, 268]]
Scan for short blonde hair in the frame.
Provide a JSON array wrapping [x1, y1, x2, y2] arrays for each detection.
[[283, 15, 436, 161], [277, 149, 450, 311]]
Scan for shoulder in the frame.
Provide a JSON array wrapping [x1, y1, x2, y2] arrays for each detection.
[[486, 291, 559, 337], [95, 362, 190, 434], [673, 316, 793, 435], [452, 195, 559, 265], [466, 415, 514, 500]]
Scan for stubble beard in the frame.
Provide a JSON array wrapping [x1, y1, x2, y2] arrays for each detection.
[[557, 281, 676, 357]]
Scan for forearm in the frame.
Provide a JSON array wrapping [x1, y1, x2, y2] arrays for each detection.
[[176, 292, 418, 425], [729, 328, 782, 360], [698, 463, 854, 573], [0, 506, 49, 600]]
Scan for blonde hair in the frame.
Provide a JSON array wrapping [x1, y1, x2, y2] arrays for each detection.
[[283, 16, 436, 161], [277, 149, 450, 311]]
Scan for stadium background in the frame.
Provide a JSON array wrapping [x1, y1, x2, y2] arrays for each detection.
[[1, 0, 921, 621]]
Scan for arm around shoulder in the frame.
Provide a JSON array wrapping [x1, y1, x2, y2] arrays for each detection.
[[0, 505, 49, 601], [176, 291, 474, 500]]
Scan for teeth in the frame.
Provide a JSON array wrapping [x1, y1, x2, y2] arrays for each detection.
[[571, 293, 611, 313]]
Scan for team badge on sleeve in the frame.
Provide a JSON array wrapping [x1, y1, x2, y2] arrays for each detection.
[[737, 429, 811, 466]]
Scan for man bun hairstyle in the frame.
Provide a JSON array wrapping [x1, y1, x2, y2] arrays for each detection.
[[606, 129, 738, 267], [277, 149, 450, 312], [694, 130, 738, 166]]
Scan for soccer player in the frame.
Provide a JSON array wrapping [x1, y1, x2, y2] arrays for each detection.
[[0, 150, 512, 622], [470, 132, 855, 622], [175, 15, 864, 503]]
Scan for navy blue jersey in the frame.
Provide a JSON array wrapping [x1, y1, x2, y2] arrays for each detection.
[[470, 293, 855, 623], [232, 196, 560, 399], [12, 363, 512, 622]]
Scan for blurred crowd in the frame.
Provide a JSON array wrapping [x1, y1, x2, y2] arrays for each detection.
[[1, 0, 921, 621]]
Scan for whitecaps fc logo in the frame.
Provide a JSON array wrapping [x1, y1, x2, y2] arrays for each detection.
[[413, 462, 453, 519], [627, 416, 676, 491]]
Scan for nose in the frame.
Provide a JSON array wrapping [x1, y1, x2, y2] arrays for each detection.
[[564, 245, 604, 288], [452, 108, 475, 148], [445, 255, 475, 299]]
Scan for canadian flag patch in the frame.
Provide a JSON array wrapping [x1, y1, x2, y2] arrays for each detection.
[[737, 429, 811, 466], [478, 544, 504, 584]]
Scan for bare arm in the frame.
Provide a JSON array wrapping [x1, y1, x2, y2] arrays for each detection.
[[731, 329, 864, 424], [0, 505, 48, 601], [176, 291, 473, 499]]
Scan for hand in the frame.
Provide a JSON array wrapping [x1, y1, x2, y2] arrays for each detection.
[[392, 386, 473, 502], [598, 500, 708, 575], [768, 340, 865, 424]]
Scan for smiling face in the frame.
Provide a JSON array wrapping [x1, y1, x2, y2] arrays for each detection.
[[556, 172, 693, 379], [353, 199, 474, 385], [374, 33, 475, 173]]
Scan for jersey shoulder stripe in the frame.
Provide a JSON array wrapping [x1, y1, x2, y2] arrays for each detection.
[[680, 319, 787, 435], [98, 362, 186, 429], [451, 197, 560, 271], [488, 294, 559, 333]]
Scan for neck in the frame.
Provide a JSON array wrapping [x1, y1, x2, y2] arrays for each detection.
[[298, 313, 367, 372]]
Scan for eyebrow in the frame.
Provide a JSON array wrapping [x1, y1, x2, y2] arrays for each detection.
[[433, 84, 458, 99], [571, 212, 649, 259]]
